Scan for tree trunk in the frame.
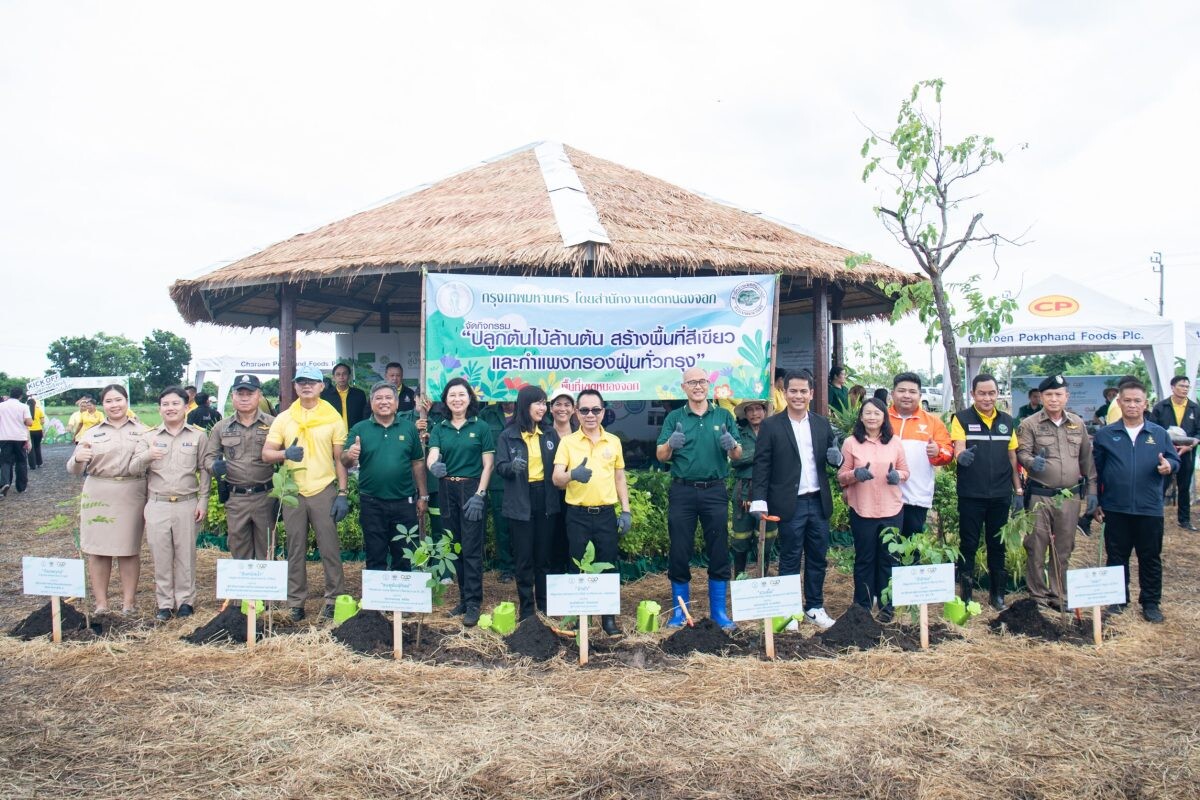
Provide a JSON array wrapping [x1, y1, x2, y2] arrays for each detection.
[[929, 275, 965, 412]]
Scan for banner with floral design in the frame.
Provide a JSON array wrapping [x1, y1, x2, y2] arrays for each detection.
[[424, 273, 777, 402]]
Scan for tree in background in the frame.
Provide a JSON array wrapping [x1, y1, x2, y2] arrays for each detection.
[[47, 332, 145, 400], [141, 330, 192, 396], [261, 378, 281, 398], [861, 79, 1024, 411]]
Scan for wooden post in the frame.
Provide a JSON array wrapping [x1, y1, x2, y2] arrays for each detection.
[[768, 274, 781, 402], [759, 514, 780, 660], [279, 283, 297, 407], [811, 279, 829, 415], [246, 602, 256, 652], [394, 611, 403, 660], [1092, 606, 1102, 647], [579, 614, 589, 665], [830, 286, 845, 370], [419, 270, 428, 395], [919, 603, 929, 650], [51, 595, 62, 644]]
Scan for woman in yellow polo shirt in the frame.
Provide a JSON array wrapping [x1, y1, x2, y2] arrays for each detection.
[[26, 397, 46, 469]]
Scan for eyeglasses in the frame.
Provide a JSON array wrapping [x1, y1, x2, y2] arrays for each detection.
[[578, 407, 604, 415], [294, 379, 320, 386], [684, 379, 709, 388]]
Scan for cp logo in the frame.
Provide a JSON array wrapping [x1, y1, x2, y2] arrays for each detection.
[[1028, 295, 1080, 317]]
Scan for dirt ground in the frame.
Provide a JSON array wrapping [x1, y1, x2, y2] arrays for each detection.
[[0, 444, 1197, 798]]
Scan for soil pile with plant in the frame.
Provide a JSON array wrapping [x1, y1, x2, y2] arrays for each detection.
[[820, 605, 886, 650], [661, 618, 740, 656], [332, 610, 394, 656], [988, 597, 1064, 641], [504, 616, 561, 661], [8, 601, 89, 641], [183, 605, 255, 645]]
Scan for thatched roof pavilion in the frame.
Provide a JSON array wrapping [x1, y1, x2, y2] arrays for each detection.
[[170, 142, 919, 408]]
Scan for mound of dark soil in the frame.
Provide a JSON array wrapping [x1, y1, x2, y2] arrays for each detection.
[[183, 606, 256, 645], [761, 631, 835, 660], [332, 610, 393, 655], [885, 620, 961, 651], [989, 597, 1063, 641], [505, 616, 562, 661], [661, 618, 740, 656], [820, 605, 885, 650], [9, 601, 89, 641]]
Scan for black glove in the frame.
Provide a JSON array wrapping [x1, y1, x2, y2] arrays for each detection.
[[667, 422, 686, 450], [1030, 448, 1048, 473], [1086, 494, 1098, 515], [463, 493, 485, 522], [429, 461, 448, 479], [284, 437, 304, 462], [956, 445, 976, 467], [1010, 494, 1024, 515], [570, 457, 592, 484], [210, 458, 228, 478], [886, 463, 900, 485], [853, 463, 873, 482], [718, 425, 737, 452], [617, 511, 632, 535], [826, 446, 843, 467], [510, 453, 527, 474], [331, 495, 350, 523]]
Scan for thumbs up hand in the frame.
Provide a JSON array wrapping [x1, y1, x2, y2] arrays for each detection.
[[570, 456, 592, 484], [74, 442, 93, 463], [667, 422, 686, 450], [718, 424, 737, 452], [956, 445, 977, 467], [1030, 447, 1048, 473], [886, 462, 901, 485], [284, 437, 304, 462], [1157, 452, 1173, 475], [853, 462, 874, 482], [346, 436, 362, 462]]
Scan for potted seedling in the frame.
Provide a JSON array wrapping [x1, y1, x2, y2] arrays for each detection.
[[399, 525, 460, 653]]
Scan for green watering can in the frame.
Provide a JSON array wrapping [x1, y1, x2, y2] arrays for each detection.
[[240, 600, 265, 616], [636, 600, 661, 632], [490, 602, 517, 635], [333, 594, 361, 623], [772, 615, 803, 634], [942, 597, 982, 626]]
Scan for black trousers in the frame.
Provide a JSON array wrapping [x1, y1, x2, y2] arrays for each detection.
[[507, 483, 557, 616], [0, 441, 28, 493], [850, 509, 902, 609], [900, 503, 929, 537], [776, 492, 830, 610], [957, 496, 1010, 593], [667, 481, 731, 583], [359, 494, 418, 571], [564, 505, 619, 575], [1103, 510, 1163, 607], [1170, 450, 1194, 524], [440, 478, 484, 608], [27, 431, 43, 469]]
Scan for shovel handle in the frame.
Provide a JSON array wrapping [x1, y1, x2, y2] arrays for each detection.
[[675, 595, 695, 626]]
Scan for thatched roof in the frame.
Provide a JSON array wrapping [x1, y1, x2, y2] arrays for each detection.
[[170, 143, 918, 331]]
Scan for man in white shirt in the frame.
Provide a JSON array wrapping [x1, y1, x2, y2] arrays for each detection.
[[0, 386, 33, 496]]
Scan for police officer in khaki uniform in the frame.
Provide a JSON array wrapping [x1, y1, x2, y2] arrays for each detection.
[[206, 374, 275, 560], [1016, 374, 1097, 610], [131, 387, 211, 622]]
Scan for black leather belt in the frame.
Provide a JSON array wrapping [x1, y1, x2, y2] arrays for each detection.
[[674, 478, 723, 489], [1027, 480, 1083, 498], [229, 482, 271, 495], [572, 505, 612, 515]]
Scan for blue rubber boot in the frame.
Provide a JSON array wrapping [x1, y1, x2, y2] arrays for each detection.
[[666, 581, 690, 627], [708, 579, 736, 632]]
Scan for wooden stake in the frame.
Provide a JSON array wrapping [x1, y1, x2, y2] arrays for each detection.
[[50, 595, 62, 644], [919, 603, 929, 650], [764, 622, 775, 660], [758, 514, 781, 660], [579, 614, 589, 665], [246, 601, 256, 652], [1092, 605, 1102, 647], [394, 611, 403, 660]]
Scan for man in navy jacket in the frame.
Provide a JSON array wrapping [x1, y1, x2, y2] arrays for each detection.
[[1093, 380, 1180, 623]]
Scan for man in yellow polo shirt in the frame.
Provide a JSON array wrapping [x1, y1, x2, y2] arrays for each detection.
[[950, 373, 1022, 610], [552, 388, 631, 636], [1151, 375, 1199, 531]]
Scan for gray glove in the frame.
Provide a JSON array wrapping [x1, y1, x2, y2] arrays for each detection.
[[210, 458, 227, 478], [463, 493, 485, 522], [510, 452, 527, 474], [1010, 493, 1024, 515], [853, 463, 873, 482], [617, 510, 632, 535], [1086, 494, 1098, 515], [826, 446, 843, 467], [570, 457, 592, 484], [331, 495, 350, 523], [718, 425, 737, 452], [956, 445, 976, 468], [1030, 448, 1048, 473], [886, 463, 900, 485], [429, 461, 448, 479], [667, 422, 686, 450], [284, 437, 304, 462]]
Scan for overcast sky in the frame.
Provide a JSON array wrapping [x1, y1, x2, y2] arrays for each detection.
[[2, 1, 1197, 379]]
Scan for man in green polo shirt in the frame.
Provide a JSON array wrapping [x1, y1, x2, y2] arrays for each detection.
[[656, 366, 743, 631], [342, 382, 429, 571]]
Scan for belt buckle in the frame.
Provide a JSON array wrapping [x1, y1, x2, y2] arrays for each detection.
[[586, 506, 601, 514], [169, 495, 178, 502]]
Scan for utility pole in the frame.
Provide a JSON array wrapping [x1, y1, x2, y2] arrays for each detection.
[[1151, 251, 1164, 316]]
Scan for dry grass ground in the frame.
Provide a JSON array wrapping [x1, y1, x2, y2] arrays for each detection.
[[0, 445, 1197, 799]]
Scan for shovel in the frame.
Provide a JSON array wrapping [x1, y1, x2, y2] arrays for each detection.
[[758, 512, 781, 659]]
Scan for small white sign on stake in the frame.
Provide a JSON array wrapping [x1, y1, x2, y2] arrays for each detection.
[[1067, 566, 1127, 609], [546, 574, 621, 616], [216, 560, 288, 601], [361, 570, 433, 613], [730, 575, 804, 622], [891, 563, 956, 607], [23, 557, 85, 597]]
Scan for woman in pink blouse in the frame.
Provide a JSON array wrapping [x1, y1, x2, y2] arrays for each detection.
[[838, 397, 909, 620]]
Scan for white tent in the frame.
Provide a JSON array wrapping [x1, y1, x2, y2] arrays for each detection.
[[193, 356, 337, 411], [960, 276, 1174, 400]]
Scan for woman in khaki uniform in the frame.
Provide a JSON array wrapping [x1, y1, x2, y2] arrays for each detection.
[[66, 384, 148, 614]]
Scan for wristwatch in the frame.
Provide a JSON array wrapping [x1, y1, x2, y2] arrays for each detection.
[[476, 490, 487, 497], [419, 495, 430, 501]]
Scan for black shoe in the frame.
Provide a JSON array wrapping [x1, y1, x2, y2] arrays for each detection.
[[0, 485, 8, 497], [1180, 522, 1199, 532], [498, 572, 514, 584], [320, 604, 335, 620], [155, 608, 172, 622], [288, 607, 306, 622], [990, 594, 1007, 611], [1105, 603, 1127, 616], [877, 606, 894, 624], [177, 604, 193, 618], [448, 602, 466, 617], [463, 606, 481, 627], [601, 615, 621, 636], [1142, 605, 1164, 624], [958, 578, 973, 602]]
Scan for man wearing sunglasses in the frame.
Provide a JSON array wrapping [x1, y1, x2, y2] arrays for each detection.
[[552, 389, 630, 636], [657, 367, 743, 631]]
